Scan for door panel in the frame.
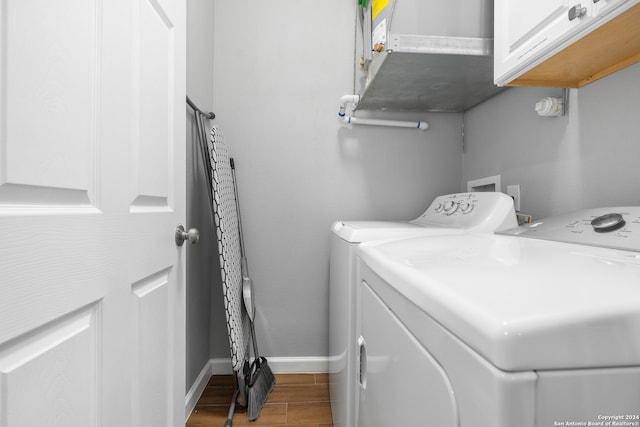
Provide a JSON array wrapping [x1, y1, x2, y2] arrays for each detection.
[[507, 0, 566, 51], [131, 269, 173, 427], [131, 0, 174, 209], [0, 304, 99, 427], [0, 0, 186, 426], [1, 0, 98, 208]]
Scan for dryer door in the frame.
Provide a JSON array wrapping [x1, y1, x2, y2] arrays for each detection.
[[358, 281, 459, 427]]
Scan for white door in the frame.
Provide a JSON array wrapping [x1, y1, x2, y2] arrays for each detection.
[[0, 0, 186, 426]]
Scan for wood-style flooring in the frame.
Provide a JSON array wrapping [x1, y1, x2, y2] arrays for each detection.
[[186, 373, 334, 427]]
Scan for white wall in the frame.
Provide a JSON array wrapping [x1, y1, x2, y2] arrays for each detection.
[[211, 0, 463, 359], [462, 62, 640, 219]]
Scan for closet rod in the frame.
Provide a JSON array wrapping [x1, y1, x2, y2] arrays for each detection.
[[186, 96, 215, 119]]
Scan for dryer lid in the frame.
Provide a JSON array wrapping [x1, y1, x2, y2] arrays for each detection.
[[359, 233, 640, 372]]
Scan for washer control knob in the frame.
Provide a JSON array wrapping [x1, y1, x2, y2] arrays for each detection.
[[443, 201, 458, 215], [591, 213, 625, 232], [460, 202, 474, 214]]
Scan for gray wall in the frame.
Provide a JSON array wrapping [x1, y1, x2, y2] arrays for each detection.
[[211, 0, 463, 359], [462, 62, 640, 219], [186, 0, 217, 388], [187, 1, 640, 379]]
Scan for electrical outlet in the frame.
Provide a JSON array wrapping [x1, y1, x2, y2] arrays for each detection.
[[507, 185, 521, 211]]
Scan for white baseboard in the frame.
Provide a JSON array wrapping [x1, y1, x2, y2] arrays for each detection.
[[184, 360, 214, 422], [209, 358, 234, 375], [186, 356, 329, 420], [211, 356, 329, 375], [264, 356, 329, 374]]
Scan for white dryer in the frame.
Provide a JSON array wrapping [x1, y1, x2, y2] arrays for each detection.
[[357, 207, 640, 427], [328, 192, 517, 427]]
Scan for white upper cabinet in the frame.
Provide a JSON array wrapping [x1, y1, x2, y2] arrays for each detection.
[[494, 0, 596, 82], [494, 0, 640, 87]]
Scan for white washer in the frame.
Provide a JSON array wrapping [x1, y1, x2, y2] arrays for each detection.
[[357, 207, 640, 427], [328, 192, 517, 427]]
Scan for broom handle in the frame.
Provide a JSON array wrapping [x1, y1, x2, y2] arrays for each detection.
[[250, 317, 261, 363]]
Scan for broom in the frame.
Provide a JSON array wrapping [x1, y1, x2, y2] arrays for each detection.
[[230, 158, 275, 421]]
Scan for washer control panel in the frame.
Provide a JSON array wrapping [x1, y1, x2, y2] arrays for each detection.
[[498, 207, 640, 251], [432, 195, 476, 216], [412, 192, 517, 232]]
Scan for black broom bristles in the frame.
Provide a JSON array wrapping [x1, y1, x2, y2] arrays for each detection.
[[247, 356, 276, 421]]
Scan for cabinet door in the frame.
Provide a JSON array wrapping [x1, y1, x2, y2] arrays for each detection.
[[494, 0, 596, 85]]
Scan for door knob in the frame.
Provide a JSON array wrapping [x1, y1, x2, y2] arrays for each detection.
[[175, 225, 200, 246]]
